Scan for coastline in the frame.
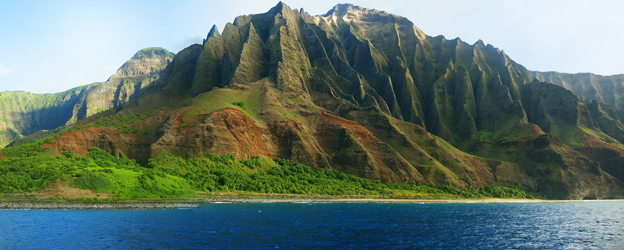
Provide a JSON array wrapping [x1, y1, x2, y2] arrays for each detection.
[[0, 200, 200, 210], [2, 197, 623, 210]]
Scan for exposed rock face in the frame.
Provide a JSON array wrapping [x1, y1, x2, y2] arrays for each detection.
[[8, 3, 624, 199], [0, 48, 174, 148]]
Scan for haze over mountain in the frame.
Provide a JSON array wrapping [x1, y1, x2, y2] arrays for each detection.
[[2, 2, 624, 199]]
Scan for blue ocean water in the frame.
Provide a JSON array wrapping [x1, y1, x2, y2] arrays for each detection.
[[1, 201, 623, 249]]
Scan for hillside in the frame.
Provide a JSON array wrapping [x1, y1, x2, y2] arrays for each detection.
[[0, 48, 175, 148], [3, 3, 624, 199]]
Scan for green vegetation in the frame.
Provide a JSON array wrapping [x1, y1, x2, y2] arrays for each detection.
[[0, 139, 531, 200], [69, 109, 157, 136], [476, 130, 498, 141], [232, 101, 245, 109], [476, 125, 540, 142], [0, 142, 195, 199]]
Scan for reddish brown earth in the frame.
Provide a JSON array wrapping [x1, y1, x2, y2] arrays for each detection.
[[150, 107, 274, 159], [43, 127, 134, 157]]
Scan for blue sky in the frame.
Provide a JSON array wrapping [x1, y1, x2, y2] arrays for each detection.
[[1, 0, 623, 94]]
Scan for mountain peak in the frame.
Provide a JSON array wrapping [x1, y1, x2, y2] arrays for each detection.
[[325, 3, 359, 16], [117, 48, 175, 77], [207, 25, 220, 39], [268, 1, 291, 14], [324, 3, 410, 25], [131, 47, 174, 60]]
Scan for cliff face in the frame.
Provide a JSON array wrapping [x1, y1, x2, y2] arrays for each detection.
[[0, 48, 174, 148], [7, 3, 624, 199]]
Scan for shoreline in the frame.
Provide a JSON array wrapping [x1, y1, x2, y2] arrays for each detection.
[[203, 197, 624, 203], [1, 197, 623, 210]]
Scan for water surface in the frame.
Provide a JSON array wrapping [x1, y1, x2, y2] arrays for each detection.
[[1, 201, 623, 249]]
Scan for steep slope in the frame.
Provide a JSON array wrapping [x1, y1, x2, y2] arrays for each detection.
[[8, 3, 624, 199], [531, 71, 624, 111], [0, 48, 174, 148]]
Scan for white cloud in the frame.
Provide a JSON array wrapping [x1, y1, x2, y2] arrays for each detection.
[[0, 63, 17, 77]]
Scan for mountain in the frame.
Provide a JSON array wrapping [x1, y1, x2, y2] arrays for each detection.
[[0, 48, 175, 148], [3, 3, 624, 199], [531, 71, 624, 111]]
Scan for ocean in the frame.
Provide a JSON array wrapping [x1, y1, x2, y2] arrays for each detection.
[[1, 201, 623, 249]]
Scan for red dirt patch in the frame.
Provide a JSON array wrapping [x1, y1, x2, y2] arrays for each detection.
[[320, 110, 365, 129], [175, 107, 194, 128], [182, 107, 273, 159], [196, 107, 245, 119], [216, 109, 271, 157]]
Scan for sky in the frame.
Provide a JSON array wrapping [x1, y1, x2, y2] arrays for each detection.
[[1, 0, 623, 94]]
